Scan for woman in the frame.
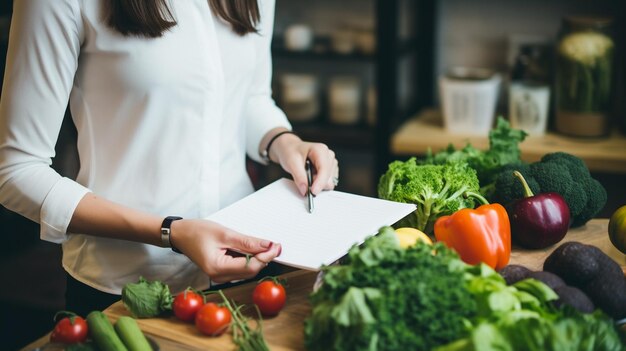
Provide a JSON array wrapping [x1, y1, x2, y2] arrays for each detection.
[[0, 0, 338, 315]]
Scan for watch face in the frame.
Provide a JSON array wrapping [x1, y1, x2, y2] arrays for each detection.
[[161, 216, 183, 248], [161, 228, 172, 247]]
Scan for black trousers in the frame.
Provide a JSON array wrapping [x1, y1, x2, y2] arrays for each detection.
[[65, 274, 120, 318]]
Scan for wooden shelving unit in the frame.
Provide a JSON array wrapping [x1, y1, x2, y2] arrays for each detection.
[[391, 109, 626, 174], [266, 0, 436, 195]]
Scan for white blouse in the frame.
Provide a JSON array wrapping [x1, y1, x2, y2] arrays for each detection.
[[0, 0, 291, 294]]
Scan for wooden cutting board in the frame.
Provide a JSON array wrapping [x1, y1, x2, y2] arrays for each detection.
[[509, 219, 626, 272], [102, 219, 625, 351], [104, 269, 318, 351]]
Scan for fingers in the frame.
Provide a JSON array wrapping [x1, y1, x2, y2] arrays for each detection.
[[309, 146, 338, 194], [286, 156, 309, 196], [277, 139, 339, 196], [224, 229, 274, 254], [255, 242, 282, 263], [287, 143, 337, 195], [210, 243, 281, 283]]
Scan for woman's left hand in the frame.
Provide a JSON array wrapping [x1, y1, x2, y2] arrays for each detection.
[[267, 130, 339, 196]]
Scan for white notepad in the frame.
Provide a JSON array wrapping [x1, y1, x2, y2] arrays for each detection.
[[207, 178, 416, 270]]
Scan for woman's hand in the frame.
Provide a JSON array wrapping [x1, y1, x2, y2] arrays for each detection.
[[169, 219, 282, 283], [266, 129, 339, 196]]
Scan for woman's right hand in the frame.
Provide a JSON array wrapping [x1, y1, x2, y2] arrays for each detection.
[[169, 219, 282, 283]]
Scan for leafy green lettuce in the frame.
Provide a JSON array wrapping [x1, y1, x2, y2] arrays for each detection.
[[305, 227, 625, 351], [121, 277, 173, 318], [422, 117, 528, 197], [305, 227, 478, 351]]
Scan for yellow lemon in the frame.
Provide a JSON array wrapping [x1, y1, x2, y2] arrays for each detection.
[[394, 227, 433, 248]]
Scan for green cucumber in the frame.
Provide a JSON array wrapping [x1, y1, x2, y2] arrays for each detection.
[[86, 311, 128, 351], [115, 316, 152, 351]]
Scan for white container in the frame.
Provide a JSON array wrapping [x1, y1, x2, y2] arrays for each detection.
[[509, 82, 551, 136], [280, 74, 319, 122], [284, 24, 313, 51], [439, 68, 501, 136], [328, 76, 361, 125]]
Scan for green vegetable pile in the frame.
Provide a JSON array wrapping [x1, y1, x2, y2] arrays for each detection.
[[492, 152, 607, 227], [421, 117, 527, 197], [305, 227, 478, 350], [304, 227, 625, 351], [377, 159, 482, 234]]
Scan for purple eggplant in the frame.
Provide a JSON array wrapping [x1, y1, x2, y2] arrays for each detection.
[[506, 171, 571, 249]]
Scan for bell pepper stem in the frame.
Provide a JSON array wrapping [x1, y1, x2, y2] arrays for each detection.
[[463, 191, 490, 206], [513, 171, 534, 198]]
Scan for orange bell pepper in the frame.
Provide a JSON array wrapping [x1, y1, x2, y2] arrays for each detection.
[[434, 203, 511, 270]]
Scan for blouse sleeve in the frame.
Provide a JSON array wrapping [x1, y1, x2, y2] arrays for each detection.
[[244, 0, 292, 164], [0, 0, 90, 243]]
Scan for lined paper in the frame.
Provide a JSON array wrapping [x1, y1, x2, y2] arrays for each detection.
[[207, 178, 416, 270]]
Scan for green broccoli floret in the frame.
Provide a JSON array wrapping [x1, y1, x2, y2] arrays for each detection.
[[538, 153, 589, 216], [530, 162, 574, 197], [541, 152, 591, 180], [534, 153, 606, 226], [493, 152, 607, 227], [571, 178, 607, 227], [492, 163, 541, 205], [378, 158, 482, 234]]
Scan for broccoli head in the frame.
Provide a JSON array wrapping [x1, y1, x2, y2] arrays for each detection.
[[492, 163, 541, 205], [492, 152, 607, 227], [528, 161, 590, 217], [536, 153, 606, 227], [571, 178, 607, 227], [541, 152, 591, 180], [378, 158, 481, 234]]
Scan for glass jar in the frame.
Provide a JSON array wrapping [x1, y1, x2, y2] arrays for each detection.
[[555, 16, 614, 137]]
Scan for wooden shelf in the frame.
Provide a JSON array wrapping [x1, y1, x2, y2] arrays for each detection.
[[391, 109, 626, 174], [272, 38, 374, 63]]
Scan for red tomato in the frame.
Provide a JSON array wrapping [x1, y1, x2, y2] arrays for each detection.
[[195, 302, 231, 336], [173, 290, 205, 322], [50, 315, 88, 344], [252, 280, 286, 317]]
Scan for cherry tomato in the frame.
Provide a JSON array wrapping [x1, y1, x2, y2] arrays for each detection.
[[195, 302, 231, 336], [173, 290, 205, 322], [252, 279, 286, 317], [50, 313, 88, 344]]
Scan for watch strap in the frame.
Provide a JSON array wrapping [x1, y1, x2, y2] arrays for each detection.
[[260, 130, 297, 164], [161, 216, 183, 253]]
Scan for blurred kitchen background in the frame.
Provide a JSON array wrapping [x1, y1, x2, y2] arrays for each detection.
[[2, 0, 625, 349]]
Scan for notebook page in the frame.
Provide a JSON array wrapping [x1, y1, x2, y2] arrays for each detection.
[[207, 178, 416, 270]]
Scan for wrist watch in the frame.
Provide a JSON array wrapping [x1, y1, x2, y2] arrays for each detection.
[[161, 216, 183, 253]]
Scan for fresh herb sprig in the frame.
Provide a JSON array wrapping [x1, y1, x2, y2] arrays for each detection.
[[217, 290, 270, 351]]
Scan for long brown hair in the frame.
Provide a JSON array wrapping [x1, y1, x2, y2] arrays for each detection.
[[105, 0, 260, 38]]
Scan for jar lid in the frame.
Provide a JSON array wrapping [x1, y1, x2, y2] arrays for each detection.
[[563, 16, 613, 31]]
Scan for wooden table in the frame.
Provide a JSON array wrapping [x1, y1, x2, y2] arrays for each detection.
[[21, 219, 625, 351], [391, 109, 626, 174]]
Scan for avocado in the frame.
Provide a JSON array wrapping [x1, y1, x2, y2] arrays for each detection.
[[582, 253, 626, 320], [553, 285, 595, 313], [527, 271, 566, 290], [543, 241, 626, 320], [543, 242, 601, 286], [498, 264, 532, 285]]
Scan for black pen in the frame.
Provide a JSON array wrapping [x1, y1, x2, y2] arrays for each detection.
[[306, 159, 314, 213]]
